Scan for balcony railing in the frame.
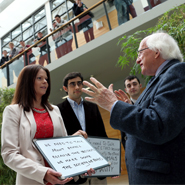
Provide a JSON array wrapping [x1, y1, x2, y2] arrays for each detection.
[[0, 0, 166, 88]]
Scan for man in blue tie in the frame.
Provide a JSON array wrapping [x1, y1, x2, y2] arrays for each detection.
[[82, 32, 185, 184]]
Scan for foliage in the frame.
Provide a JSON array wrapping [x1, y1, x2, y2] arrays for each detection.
[[0, 88, 16, 185], [117, 4, 185, 84]]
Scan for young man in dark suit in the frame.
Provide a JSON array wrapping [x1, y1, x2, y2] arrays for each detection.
[[117, 75, 142, 148], [82, 32, 185, 184], [57, 72, 108, 185]]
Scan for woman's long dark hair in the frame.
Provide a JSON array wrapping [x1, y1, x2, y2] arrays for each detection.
[[12, 65, 53, 111]]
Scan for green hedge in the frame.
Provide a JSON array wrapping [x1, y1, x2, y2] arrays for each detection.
[[117, 4, 185, 84], [0, 88, 16, 185]]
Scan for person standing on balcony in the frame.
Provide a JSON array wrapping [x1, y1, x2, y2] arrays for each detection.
[[0, 50, 9, 66], [73, 0, 95, 43], [34, 32, 47, 55], [50, 15, 73, 58], [0, 50, 9, 78], [19, 40, 31, 53], [8, 42, 19, 60], [113, 0, 135, 25], [34, 32, 50, 65], [19, 40, 35, 64], [57, 72, 108, 185], [114, 75, 142, 149]]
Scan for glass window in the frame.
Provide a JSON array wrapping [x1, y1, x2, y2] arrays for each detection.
[[2, 34, 11, 46], [22, 17, 33, 31], [60, 13, 68, 21], [52, 0, 65, 10], [66, 1, 73, 9], [25, 36, 35, 46], [67, 9, 74, 19], [12, 26, 21, 39], [34, 17, 47, 32], [12, 35, 22, 47], [1, 6, 47, 59], [35, 9, 45, 22], [23, 27, 33, 40], [2, 45, 10, 53], [52, 3, 67, 19]]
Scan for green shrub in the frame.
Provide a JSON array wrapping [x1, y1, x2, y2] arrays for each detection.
[[0, 88, 16, 185], [117, 4, 185, 84]]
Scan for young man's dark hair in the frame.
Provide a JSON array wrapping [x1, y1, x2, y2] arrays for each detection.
[[63, 72, 83, 87], [124, 75, 140, 87], [55, 14, 60, 19]]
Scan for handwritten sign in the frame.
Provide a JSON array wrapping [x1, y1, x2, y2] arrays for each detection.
[[33, 136, 109, 179], [86, 137, 121, 177]]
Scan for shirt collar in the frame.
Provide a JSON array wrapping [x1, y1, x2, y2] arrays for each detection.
[[155, 60, 170, 77], [130, 98, 137, 104], [67, 97, 83, 106]]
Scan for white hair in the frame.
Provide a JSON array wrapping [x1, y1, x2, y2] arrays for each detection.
[[146, 31, 184, 62]]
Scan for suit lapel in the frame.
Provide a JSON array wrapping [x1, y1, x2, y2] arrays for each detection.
[[136, 59, 180, 105], [24, 110, 37, 140]]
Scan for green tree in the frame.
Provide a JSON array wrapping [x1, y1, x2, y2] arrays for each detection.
[[0, 88, 16, 185], [117, 4, 185, 84]]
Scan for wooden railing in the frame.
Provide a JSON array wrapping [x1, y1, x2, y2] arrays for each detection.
[[0, 0, 107, 69]]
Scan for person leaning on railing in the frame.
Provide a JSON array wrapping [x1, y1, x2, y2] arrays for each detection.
[[1, 64, 95, 185], [72, 0, 95, 43], [50, 15, 73, 58], [8, 42, 19, 60], [108, 0, 137, 25], [0, 50, 9, 66], [19, 40, 35, 64], [0, 50, 9, 78]]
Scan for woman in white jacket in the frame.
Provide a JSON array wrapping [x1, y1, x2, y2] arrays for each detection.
[[1, 65, 93, 185]]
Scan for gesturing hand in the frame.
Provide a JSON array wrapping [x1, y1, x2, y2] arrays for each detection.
[[82, 77, 118, 112], [44, 168, 73, 185], [114, 89, 132, 104]]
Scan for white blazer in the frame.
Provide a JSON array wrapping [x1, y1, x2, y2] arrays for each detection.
[[1, 104, 68, 185]]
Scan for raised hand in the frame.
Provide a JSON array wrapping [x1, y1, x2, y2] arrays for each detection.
[[82, 77, 118, 112], [114, 89, 132, 104]]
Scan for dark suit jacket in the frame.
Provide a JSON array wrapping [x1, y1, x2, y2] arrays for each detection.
[[57, 99, 107, 184], [57, 99, 107, 137], [110, 59, 185, 184]]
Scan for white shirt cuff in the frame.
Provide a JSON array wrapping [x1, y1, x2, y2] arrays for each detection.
[[110, 100, 118, 115]]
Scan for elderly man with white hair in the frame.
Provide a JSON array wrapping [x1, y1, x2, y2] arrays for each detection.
[[82, 32, 185, 184]]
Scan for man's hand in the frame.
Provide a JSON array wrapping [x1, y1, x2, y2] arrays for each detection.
[[72, 130, 88, 139], [82, 168, 95, 176], [114, 89, 132, 104], [82, 77, 118, 112], [44, 168, 73, 185]]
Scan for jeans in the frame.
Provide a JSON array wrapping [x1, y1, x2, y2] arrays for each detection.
[[114, 0, 130, 25]]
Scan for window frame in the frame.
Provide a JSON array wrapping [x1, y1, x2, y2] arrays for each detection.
[[1, 6, 47, 54]]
